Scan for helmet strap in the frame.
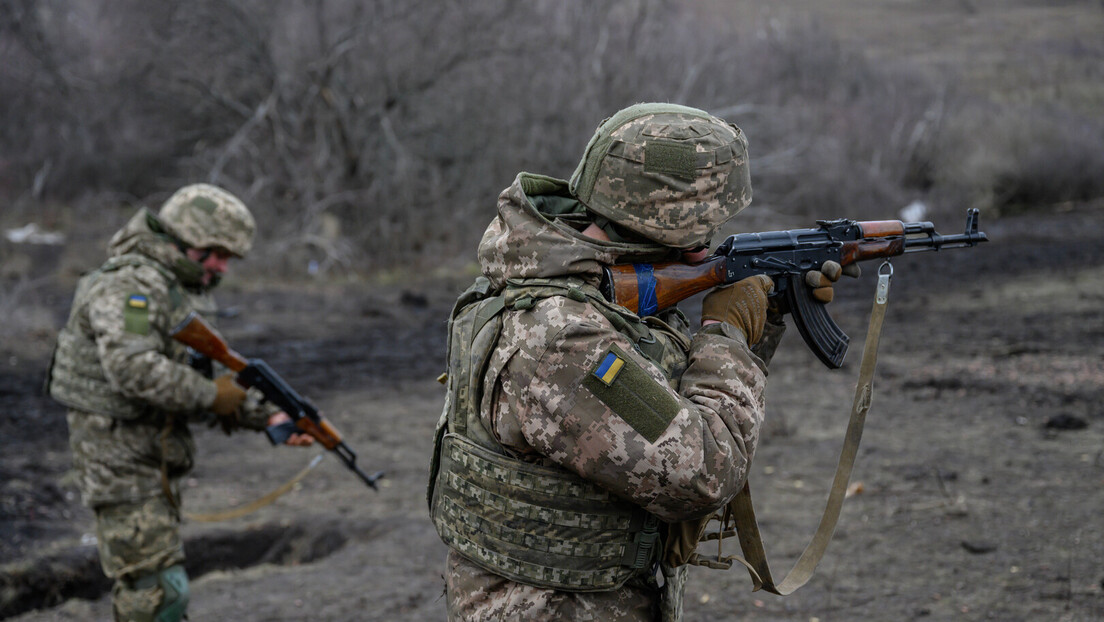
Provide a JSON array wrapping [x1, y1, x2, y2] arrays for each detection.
[[172, 257, 207, 289]]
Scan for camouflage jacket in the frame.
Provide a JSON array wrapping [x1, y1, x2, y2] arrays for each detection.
[[445, 173, 783, 621], [51, 209, 270, 507]]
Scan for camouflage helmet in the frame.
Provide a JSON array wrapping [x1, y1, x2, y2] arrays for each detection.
[[158, 184, 255, 257], [569, 102, 751, 250]]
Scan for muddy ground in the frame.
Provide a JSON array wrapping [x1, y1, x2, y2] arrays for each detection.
[[2, 206, 1103, 621]]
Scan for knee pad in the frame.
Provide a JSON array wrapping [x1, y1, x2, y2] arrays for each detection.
[[153, 564, 190, 622]]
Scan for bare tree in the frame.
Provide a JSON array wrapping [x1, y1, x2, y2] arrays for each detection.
[[9, 0, 1095, 275]]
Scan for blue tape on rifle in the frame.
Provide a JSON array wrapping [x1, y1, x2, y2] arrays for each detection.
[[634, 264, 658, 317]]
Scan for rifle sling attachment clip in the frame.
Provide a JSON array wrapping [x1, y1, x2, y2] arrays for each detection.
[[876, 260, 893, 305]]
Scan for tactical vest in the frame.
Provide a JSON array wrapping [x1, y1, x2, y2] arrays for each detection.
[[428, 275, 690, 591], [46, 254, 188, 419]]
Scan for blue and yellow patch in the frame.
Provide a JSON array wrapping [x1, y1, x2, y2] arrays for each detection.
[[123, 293, 150, 335], [583, 344, 681, 443], [593, 351, 625, 385]]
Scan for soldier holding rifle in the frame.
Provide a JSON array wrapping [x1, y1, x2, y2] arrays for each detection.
[[47, 184, 311, 622], [428, 103, 848, 621]]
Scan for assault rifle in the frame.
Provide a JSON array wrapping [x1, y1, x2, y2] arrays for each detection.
[[602, 209, 988, 368], [171, 312, 383, 490]]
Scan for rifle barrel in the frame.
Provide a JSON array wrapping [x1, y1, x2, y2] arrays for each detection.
[[334, 442, 384, 489], [903, 208, 988, 251], [903, 231, 988, 251]]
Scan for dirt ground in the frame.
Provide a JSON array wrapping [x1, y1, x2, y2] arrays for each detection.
[[1, 204, 1102, 621]]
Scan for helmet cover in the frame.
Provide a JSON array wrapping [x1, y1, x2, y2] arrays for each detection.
[[158, 184, 255, 257], [569, 102, 751, 249]]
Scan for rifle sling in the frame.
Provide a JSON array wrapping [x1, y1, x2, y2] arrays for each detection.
[[157, 411, 326, 523], [183, 454, 325, 523], [726, 266, 892, 595]]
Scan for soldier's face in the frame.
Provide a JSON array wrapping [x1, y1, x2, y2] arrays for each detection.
[[186, 248, 234, 286]]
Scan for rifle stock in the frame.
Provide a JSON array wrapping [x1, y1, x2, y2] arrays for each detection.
[[605, 257, 727, 316], [171, 314, 248, 372]]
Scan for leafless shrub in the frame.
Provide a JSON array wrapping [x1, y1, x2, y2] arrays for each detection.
[[923, 103, 1104, 215], [2, 0, 1101, 277]]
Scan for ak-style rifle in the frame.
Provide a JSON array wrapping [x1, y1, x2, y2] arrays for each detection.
[[171, 312, 383, 490], [602, 209, 988, 368]]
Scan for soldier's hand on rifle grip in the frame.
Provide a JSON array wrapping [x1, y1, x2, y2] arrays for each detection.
[[701, 274, 775, 345], [212, 374, 247, 416], [210, 374, 247, 434], [805, 261, 861, 304]]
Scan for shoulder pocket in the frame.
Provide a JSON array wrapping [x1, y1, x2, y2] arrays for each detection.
[[583, 343, 680, 443], [123, 293, 151, 335]]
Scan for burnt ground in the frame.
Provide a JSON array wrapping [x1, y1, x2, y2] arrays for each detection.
[[2, 206, 1103, 621]]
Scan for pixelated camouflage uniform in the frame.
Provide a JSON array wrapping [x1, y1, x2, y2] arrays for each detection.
[[430, 169, 784, 621], [47, 191, 270, 621]]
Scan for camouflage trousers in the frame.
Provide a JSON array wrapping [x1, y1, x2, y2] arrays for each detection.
[[94, 495, 186, 622]]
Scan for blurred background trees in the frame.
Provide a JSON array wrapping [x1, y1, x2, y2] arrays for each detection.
[[2, 0, 1102, 276]]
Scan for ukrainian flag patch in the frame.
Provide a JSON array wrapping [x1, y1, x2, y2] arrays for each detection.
[[593, 351, 625, 385], [583, 344, 681, 443], [123, 293, 150, 335]]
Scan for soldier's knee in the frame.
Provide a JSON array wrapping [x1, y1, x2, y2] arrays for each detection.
[[131, 564, 189, 622]]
